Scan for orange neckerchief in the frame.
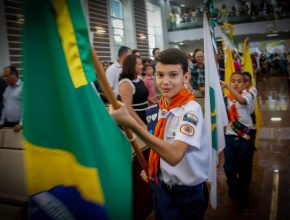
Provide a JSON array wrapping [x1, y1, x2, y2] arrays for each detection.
[[227, 93, 239, 124], [148, 89, 195, 184]]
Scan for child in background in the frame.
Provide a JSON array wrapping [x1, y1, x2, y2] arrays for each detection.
[[220, 72, 255, 211], [110, 48, 209, 220], [143, 64, 158, 106], [243, 72, 257, 146]]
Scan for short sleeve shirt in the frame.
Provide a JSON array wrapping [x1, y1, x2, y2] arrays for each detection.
[[247, 87, 257, 114], [190, 64, 205, 90], [159, 101, 209, 186], [1, 80, 22, 124], [225, 90, 254, 135], [106, 61, 122, 96]]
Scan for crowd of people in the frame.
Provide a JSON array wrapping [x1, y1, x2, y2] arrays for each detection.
[[256, 52, 290, 80], [168, 0, 290, 30], [1, 44, 290, 219]]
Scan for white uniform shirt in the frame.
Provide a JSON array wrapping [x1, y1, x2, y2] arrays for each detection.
[[106, 61, 122, 96], [246, 87, 257, 114], [159, 100, 209, 186], [226, 90, 254, 135]]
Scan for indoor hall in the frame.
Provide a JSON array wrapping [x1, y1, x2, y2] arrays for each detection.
[[0, 0, 290, 219]]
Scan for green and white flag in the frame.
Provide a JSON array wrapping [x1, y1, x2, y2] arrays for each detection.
[[203, 12, 229, 209]]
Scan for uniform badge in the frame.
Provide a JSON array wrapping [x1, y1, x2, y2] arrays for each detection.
[[180, 124, 194, 136], [183, 113, 198, 125]]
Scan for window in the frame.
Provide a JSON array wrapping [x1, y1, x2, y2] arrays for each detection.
[[147, 5, 156, 59], [146, 2, 163, 59], [110, 0, 124, 57], [111, 0, 123, 18]]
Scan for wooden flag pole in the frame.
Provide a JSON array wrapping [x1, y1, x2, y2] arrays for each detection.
[[91, 48, 148, 175]]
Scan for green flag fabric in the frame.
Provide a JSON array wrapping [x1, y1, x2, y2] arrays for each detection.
[[203, 12, 229, 209], [23, 0, 132, 219]]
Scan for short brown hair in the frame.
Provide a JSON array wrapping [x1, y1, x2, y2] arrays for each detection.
[[157, 48, 188, 74]]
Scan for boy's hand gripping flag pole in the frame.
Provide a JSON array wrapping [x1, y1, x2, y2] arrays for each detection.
[[91, 48, 148, 174]]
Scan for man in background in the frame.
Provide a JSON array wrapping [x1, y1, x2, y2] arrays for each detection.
[[0, 66, 22, 132], [190, 50, 205, 109], [106, 46, 132, 96]]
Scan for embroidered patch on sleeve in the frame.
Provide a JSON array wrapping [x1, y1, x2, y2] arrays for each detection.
[[183, 113, 198, 125], [180, 124, 195, 136]]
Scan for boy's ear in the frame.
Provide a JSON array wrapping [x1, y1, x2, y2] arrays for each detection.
[[183, 71, 191, 83]]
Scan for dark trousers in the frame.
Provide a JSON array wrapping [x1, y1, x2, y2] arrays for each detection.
[[152, 181, 208, 220], [224, 135, 254, 209]]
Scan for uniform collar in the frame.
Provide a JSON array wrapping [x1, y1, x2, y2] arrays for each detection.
[[169, 101, 193, 116], [159, 107, 181, 119], [169, 106, 182, 117]]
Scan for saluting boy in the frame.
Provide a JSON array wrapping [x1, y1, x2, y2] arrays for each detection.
[[220, 72, 255, 211], [110, 48, 209, 220]]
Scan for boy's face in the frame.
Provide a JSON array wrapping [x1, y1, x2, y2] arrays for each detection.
[[155, 63, 190, 102], [230, 73, 245, 93], [244, 75, 251, 90]]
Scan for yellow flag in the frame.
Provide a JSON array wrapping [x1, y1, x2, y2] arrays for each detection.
[[242, 39, 264, 147], [223, 39, 235, 96], [242, 39, 254, 84]]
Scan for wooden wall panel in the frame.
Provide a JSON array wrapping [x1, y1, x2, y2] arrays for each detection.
[[133, 0, 149, 58], [4, 0, 23, 70], [88, 0, 111, 62], [4, 0, 112, 68]]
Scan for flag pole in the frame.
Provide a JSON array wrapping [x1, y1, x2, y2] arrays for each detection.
[[90, 47, 148, 175]]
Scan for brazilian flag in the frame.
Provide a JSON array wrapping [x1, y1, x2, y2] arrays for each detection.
[[22, 0, 132, 219]]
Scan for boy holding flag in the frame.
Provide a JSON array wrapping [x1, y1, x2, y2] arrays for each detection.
[[221, 72, 255, 211], [110, 48, 209, 220]]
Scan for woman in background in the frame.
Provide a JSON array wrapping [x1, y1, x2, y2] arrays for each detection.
[[118, 55, 148, 129]]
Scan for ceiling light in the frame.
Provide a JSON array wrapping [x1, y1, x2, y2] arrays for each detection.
[[179, 42, 184, 45], [180, 4, 185, 7], [267, 33, 278, 37], [17, 14, 24, 23], [95, 27, 106, 34], [96, 29, 106, 33], [139, 34, 146, 39], [271, 117, 281, 121], [274, 169, 279, 173]]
